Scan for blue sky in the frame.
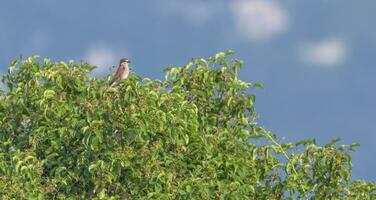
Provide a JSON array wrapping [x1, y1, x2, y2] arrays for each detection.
[[1, 0, 375, 181]]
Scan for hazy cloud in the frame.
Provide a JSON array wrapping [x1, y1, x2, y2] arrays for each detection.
[[231, 0, 288, 40], [84, 45, 120, 77], [160, 0, 219, 26], [299, 38, 347, 67]]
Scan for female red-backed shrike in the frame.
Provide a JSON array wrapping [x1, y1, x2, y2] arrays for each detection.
[[109, 58, 130, 87]]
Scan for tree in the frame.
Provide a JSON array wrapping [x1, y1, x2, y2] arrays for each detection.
[[0, 52, 374, 199]]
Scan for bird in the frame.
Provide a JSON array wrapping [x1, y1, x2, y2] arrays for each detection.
[[109, 58, 131, 87]]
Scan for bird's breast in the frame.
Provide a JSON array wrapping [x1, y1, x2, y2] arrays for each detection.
[[121, 68, 129, 79]]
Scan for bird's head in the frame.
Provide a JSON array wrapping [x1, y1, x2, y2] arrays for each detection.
[[120, 58, 131, 65]]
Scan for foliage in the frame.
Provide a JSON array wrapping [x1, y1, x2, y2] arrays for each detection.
[[0, 52, 375, 199]]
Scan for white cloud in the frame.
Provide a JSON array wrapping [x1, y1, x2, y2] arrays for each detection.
[[231, 0, 288, 40], [160, 1, 217, 26], [179, 2, 212, 25], [299, 38, 347, 67], [84, 45, 120, 77]]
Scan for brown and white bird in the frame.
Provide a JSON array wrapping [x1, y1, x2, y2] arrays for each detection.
[[109, 58, 131, 87]]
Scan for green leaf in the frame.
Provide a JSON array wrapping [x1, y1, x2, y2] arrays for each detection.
[[252, 82, 265, 89], [43, 89, 56, 99], [295, 139, 316, 147], [215, 52, 226, 60], [326, 137, 341, 147]]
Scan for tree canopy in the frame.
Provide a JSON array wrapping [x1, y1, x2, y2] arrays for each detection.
[[0, 52, 375, 199]]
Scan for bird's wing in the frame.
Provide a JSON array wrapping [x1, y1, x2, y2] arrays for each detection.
[[109, 77, 118, 86], [114, 64, 122, 74], [109, 67, 125, 86]]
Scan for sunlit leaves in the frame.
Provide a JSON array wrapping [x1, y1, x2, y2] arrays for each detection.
[[0, 54, 374, 199], [43, 89, 56, 100]]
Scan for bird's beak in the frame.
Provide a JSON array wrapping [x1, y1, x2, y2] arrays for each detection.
[[128, 60, 131, 63]]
